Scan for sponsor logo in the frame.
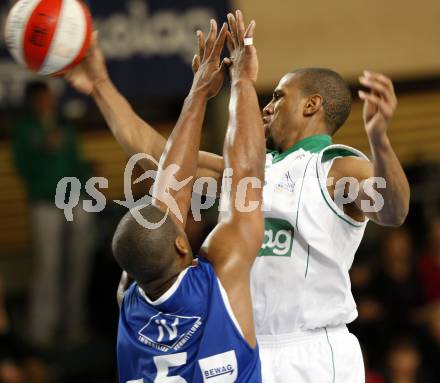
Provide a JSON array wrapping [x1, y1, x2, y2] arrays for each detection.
[[138, 312, 202, 352], [275, 170, 296, 193], [259, 218, 294, 257], [199, 351, 238, 382]]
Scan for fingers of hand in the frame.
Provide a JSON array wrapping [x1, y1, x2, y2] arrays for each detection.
[[244, 20, 256, 39], [226, 31, 234, 53], [244, 20, 256, 53], [359, 76, 390, 102], [358, 91, 393, 119], [359, 75, 397, 108], [209, 23, 228, 62], [204, 19, 217, 60], [86, 31, 98, 58], [235, 10, 246, 47], [192, 54, 200, 74], [362, 71, 396, 101], [219, 57, 232, 72], [196, 30, 206, 60], [227, 13, 238, 48]]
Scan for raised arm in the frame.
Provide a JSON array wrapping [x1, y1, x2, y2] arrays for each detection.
[[65, 35, 225, 180], [152, 21, 229, 229], [356, 72, 410, 226], [200, 11, 265, 347], [331, 72, 410, 226]]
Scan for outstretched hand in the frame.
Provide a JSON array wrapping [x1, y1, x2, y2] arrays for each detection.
[[226, 10, 258, 83], [359, 71, 398, 139], [191, 20, 231, 99], [65, 32, 109, 95]]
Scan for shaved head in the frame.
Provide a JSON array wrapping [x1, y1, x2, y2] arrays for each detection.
[[293, 68, 352, 134], [112, 205, 183, 286]]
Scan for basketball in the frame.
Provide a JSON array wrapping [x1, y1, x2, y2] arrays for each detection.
[[4, 0, 92, 76]]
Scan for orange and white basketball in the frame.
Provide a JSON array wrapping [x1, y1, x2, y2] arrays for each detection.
[[4, 0, 92, 76]]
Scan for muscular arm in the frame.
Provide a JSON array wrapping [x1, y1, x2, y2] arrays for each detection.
[[92, 80, 166, 170], [330, 154, 409, 226], [92, 81, 224, 182], [200, 12, 264, 347], [66, 35, 225, 186], [153, 22, 229, 229], [329, 72, 410, 227], [362, 135, 409, 225]]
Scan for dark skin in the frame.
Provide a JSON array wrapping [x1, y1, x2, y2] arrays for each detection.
[[118, 12, 264, 348], [67, 37, 409, 226], [262, 71, 410, 226]]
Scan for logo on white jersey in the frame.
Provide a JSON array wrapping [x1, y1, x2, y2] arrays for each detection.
[[259, 218, 294, 257], [275, 170, 296, 193], [138, 312, 202, 352], [199, 350, 238, 382]]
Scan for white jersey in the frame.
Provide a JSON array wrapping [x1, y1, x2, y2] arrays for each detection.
[[250, 134, 369, 335]]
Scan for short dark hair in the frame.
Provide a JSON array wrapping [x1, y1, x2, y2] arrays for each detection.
[[293, 68, 352, 134], [25, 81, 50, 102], [112, 205, 180, 285]]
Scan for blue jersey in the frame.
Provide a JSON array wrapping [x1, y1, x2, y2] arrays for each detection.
[[117, 258, 261, 383]]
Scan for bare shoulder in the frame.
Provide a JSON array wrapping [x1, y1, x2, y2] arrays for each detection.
[[330, 156, 373, 182]]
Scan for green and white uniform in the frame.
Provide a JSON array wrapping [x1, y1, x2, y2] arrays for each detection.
[[251, 135, 368, 382]]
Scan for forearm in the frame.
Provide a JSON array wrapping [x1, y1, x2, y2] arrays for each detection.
[[225, 78, 265, 178], [91, 79, 223, 182], [369, 133, 410, 226], [154, 90, 208, 223], [92, 80, 166, 168]]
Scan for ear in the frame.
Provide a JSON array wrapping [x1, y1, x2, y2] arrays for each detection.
[[174, 235, 190, 258], [303, 94, 323, 116]]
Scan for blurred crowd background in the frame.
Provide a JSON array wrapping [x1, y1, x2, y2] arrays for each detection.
[[1, 0, 440, 382]]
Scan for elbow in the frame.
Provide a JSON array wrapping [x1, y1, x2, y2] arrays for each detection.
[[225, 147, 265, 179], [380, 204, 409, 227]]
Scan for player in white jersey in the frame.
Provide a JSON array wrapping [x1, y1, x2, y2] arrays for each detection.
[[247, 68, 409, 382], [65, 11, 410, 382]]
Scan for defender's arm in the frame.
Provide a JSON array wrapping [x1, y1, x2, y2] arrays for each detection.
[[200, 11, 264, 347], [152, 22, 229, 229], [66, 36, 225, 182]]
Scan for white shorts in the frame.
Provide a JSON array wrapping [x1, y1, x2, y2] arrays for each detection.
[[258, 325, 365, 383]]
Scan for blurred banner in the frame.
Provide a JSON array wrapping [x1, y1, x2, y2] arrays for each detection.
[[0, 0, 230, 107]]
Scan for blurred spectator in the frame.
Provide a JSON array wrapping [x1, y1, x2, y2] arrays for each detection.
[[12, 81, 94, 347], [384, 338, 431, 383], [420, 303, 440, 382], [350, 262, 386, 368], [417, 218, 440, 303], [363, 350, 385, 383], [0, 280, 47, 383], [370, 228, 423, 338]]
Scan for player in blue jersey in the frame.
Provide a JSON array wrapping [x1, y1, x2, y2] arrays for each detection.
[[112, 12, 265, 383]]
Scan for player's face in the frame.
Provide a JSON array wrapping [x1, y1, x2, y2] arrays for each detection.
[[262, 73, 305, 151]]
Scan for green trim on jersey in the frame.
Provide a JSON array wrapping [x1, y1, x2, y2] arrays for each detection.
[[318, 185, 361, 227], [296, 156, 314, 231], [316, 145, 366, 228], [271, 134, 332, 164], [305, 245, 310, 278], [321, 148, 356, 162]]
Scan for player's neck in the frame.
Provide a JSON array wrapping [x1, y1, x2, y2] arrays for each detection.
[[281, 124, 328, 152], [139, 272, 180, 302]]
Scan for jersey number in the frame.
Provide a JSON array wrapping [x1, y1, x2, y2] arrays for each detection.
[[127, 352, 188, 383]]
